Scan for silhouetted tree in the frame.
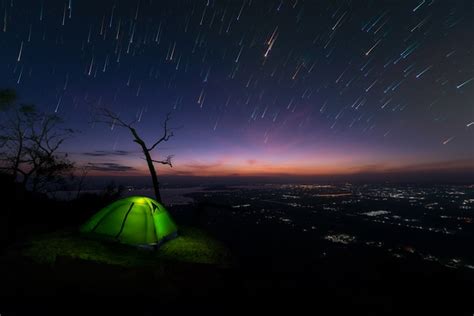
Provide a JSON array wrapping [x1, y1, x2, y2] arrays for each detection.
[[75, 165, 91, 199], [95, 108, 175, 204], [0, 89, 16, 111], [0, 104, 75, 193], [102, 181, 125, 200]]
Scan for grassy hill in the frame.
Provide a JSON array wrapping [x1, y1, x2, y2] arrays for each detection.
[[20, 226, 232, 268]]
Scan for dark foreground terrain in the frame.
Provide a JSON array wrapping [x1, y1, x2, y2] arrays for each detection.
[[0, 228, 472, 315], [1, 183, 473, 315]]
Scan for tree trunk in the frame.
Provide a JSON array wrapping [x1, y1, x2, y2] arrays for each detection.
[[130, 127, 163, 203], [12, 134, 23, 182], [143, 148, 163, 203], [21, 173, 29, 190]]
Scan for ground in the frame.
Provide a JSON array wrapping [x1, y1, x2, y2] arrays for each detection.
[[1, 196, 473, 314], [20, 226, 232, 268], [0, 226, 235, 308]]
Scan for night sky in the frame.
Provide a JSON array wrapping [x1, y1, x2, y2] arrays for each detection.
[[0, 0, 473, 178]]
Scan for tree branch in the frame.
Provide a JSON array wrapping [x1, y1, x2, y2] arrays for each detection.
[[147, 112, 174, 152], [149, 155, 174, 168], [93, 107, 137, 129]]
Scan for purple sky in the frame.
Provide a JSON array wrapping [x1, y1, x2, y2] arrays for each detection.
[[1, 0, 473, 179]]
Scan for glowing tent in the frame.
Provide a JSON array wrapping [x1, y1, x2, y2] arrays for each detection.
[[80, 196, 178, 247]]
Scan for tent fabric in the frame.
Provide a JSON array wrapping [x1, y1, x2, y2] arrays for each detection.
[[80, 196, 178, 246]]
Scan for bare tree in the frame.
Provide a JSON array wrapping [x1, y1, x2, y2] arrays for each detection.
[[0, 89, 16, 111], [75, 165, 91, 199], [0, 104, 75, 193], [95, 108, 175, 204]]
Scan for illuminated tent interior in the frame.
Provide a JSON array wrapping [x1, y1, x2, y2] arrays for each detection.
[[80, 196, 178, 247]]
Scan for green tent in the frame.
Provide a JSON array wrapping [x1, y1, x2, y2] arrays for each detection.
[[80, 196, 178, 247]]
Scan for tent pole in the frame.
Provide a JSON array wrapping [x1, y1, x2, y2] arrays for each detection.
[[115, 202, 135, 239]]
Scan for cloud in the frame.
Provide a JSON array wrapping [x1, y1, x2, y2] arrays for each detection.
[[165, 170, 194, 176], [86, 162, 135, 172], [82, 150, 134, 157], [183, 161, 225, 170]]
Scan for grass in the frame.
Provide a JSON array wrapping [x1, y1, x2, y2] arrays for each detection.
[[20, 226, 232, 268]]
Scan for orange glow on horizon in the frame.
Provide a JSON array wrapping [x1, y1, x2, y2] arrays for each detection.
[[84, 157, 474, 177]]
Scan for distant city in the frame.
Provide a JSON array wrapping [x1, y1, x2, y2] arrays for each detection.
[[79, 182, 473, 271], [56, 180, 473, 271]]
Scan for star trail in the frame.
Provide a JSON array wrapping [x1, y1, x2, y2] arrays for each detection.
[[0, 0, 472, 178]]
